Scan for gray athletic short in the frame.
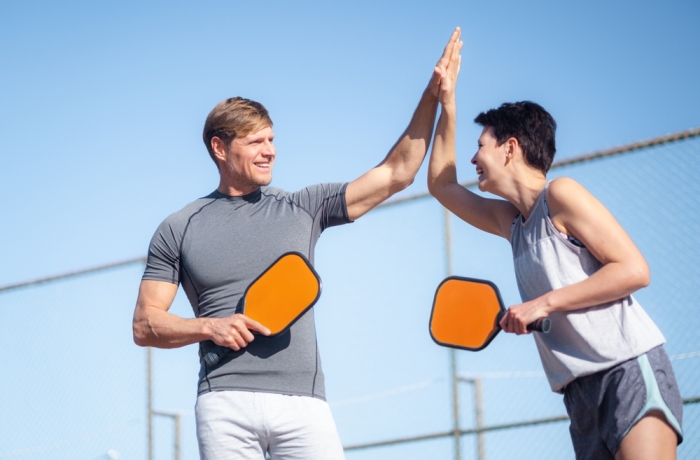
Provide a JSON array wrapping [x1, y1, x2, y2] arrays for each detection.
[[563, 345, 683, 460]]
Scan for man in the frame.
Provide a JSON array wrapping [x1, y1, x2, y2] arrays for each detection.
[[132, 28, 462, 460]]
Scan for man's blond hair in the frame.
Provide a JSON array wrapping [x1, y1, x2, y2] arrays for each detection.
[[202, 97, 273, 168]]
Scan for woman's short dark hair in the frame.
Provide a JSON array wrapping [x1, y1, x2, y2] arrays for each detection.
[[474, 101, 556, 174]]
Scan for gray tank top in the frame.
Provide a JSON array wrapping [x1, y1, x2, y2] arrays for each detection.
[[509, 183, 665, 392]]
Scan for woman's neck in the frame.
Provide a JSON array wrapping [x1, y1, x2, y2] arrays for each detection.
[[493, 170, 547, 220]]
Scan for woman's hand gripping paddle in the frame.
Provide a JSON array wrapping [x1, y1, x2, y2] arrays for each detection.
[[203, 252, 322, 366], [429, 276, 550, 351]]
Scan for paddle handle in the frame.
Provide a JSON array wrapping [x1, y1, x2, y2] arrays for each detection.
[[496, 311, 551, 334], [527, 318, 551, 333], [203, 345, 227, 367]]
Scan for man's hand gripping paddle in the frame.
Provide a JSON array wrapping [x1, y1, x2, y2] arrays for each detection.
[[429, 276, 550, 351], [203, 252, 321, 367]]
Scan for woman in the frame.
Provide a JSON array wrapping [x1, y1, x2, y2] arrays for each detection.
[[427, 37, 682, 460]]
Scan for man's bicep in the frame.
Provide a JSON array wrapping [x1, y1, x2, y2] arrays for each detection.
[[345, 166, 395, 221], [136, 279, 179, 313], [133, 280, 182, 346]]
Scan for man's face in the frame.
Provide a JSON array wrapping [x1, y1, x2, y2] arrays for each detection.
[[224, 126, 276, 189]]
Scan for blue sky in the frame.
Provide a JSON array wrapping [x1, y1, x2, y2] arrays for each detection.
[[1, 1, 699, 459], [1, 0, 698, 286]]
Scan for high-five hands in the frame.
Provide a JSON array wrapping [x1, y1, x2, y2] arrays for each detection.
[[429, 27, 463, 100]]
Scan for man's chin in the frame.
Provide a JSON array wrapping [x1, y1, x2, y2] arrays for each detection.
[[241, 173, 272, 187]]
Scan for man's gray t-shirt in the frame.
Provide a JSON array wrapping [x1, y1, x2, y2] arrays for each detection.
[[142, 184, 351, 400]]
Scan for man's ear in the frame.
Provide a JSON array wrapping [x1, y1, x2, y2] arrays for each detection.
[[211, 137, 228, 163]]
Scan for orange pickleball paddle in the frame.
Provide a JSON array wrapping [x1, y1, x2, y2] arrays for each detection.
[[243, 252, 321, 335], [202, 252, 321, 367], [429, 276, 550, 351]]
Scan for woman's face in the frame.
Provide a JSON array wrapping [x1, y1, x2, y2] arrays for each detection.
[[471, 127, 508, 192]]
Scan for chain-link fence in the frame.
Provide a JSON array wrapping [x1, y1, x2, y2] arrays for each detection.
[[1, 129, 698, 460]]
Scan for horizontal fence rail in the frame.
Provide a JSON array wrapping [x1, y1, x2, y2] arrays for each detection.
[[0, 257, 146, 293], [344, 396, 700, 451]]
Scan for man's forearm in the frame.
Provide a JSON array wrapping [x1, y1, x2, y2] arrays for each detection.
[[383, 87, 439, 186], [133, 306, 213, 348], [344, 87, 439, 220], [344, 28, 460, 220]]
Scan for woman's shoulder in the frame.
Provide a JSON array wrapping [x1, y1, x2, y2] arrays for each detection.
[[547, 176, 584, 193], [546, 177, 591, 209]]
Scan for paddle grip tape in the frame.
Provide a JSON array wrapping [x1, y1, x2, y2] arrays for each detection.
[[203, 345, 227, 367], [527, 318, 551, 333]]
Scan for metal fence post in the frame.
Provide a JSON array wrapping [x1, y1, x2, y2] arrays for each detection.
[[474, 378, 485, 460], [456, 377, 486, 460], [443, 207, 461, 460], [153, 410, 182, 460]]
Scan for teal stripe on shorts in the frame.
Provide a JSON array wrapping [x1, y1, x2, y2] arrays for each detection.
[[629, 353, 683, 437]]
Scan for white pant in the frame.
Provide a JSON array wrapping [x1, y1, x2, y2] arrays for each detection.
[[195, 391, 345, 460]]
